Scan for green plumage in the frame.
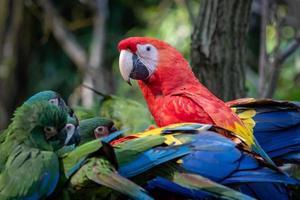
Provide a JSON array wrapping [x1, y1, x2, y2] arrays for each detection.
[[0, 102, 68, 199]]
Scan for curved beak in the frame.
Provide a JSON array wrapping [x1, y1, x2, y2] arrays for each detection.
[[119, 50, 133, 85], [119, 50, 150, 85], [62, 124, 81, 146]]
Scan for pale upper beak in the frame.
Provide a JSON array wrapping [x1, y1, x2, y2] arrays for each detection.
[[119, 50, 133, 85], [119, 49, 151, 85]]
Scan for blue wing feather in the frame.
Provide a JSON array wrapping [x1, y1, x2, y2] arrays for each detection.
[[119, 145, 191, 178]]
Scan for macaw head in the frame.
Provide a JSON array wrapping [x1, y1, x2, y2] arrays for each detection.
[[24, 90, 81, 146], [79, 117, 117, 144], [8, 102, 70, 150], [26, 90, 67, 109], [118, 37, 194, 87]]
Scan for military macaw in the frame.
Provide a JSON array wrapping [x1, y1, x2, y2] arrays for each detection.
[[1, 91, 80, 145], [117, 37, 300, 169], [79, 117, 117, 144], [0, 101, 71, 199]]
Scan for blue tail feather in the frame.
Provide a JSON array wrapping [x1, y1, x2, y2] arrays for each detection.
[[146, 177, 209, 199], [238, 183, 289, 200]]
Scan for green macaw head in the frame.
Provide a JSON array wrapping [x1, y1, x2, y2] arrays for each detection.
[[79, 117, 117, 144], [24, 91, 80, 146], [7, 101, 70, 151], [25, 90, 70, 115]]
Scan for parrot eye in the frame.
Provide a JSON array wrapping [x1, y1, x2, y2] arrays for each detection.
[[146, 46, 151, 51], [48, 98, 59, 106], [66, 124, 74, 131], [94, 126, 109, 138], [44, 126, 58, 140]]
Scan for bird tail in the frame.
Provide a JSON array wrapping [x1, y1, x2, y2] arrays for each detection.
[[230, 99, 300, 163]]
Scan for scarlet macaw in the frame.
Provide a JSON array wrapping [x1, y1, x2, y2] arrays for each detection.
[[117, 37, 283, 167]]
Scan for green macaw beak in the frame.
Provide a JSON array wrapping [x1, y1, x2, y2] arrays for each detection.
[[66, 125, 80, 146]]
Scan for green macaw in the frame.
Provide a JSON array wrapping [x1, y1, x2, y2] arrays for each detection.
[[74, 93, 153, 133], [0, 90, 79, 146], [51, 117, 152, 200], [0, 101, 70, 199], [26, 90, 80, 146]]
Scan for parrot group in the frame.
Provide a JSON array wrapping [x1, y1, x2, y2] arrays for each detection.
[[116, 36, 300, 198], [2, 36, 300, 200], [54, 121, 299, 200]]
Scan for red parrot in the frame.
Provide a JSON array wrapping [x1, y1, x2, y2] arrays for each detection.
[[118, 37, 276, 167]]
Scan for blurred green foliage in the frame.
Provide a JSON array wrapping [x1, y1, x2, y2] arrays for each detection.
[[74, 95, 154, 133], [25, 0, 196, 104], [18, 0, 300, 108]]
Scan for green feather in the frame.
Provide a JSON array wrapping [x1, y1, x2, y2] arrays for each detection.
[[70, 157, 153, 200]]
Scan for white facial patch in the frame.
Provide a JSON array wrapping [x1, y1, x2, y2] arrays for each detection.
[[136, 44, 158, 76]]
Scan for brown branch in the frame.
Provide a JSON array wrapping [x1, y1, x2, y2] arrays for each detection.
[[88, 0, 107, 72], [258, 0, 268, 97], [276, 36, 300, 65], [263, 30, 300, 98], [38, 0, 88, 73], [80, 0, 108, 106]]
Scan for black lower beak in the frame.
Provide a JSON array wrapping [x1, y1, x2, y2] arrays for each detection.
[[110, 126, 118, 133], [130, 54, 149, 80], [67, 127, 81, 146]]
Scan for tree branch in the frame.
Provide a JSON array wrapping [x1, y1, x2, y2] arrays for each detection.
[[258, 0, 268, 97], [80, 0, 108, 107], [39, 0, 88, 73], [276, 34, 300, 65], [264, 30, 300, 98]]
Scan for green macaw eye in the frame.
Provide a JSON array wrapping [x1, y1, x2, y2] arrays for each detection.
[[48, 98, 59, 106], [44, 126, 58, 140], [94, 126, 109, 138]]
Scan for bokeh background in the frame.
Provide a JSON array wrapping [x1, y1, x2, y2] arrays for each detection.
[[1, 0, 300, 129]]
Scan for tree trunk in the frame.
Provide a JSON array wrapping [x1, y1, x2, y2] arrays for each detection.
[[191, 0, 252, 101], [0, 0, 25, 129]]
